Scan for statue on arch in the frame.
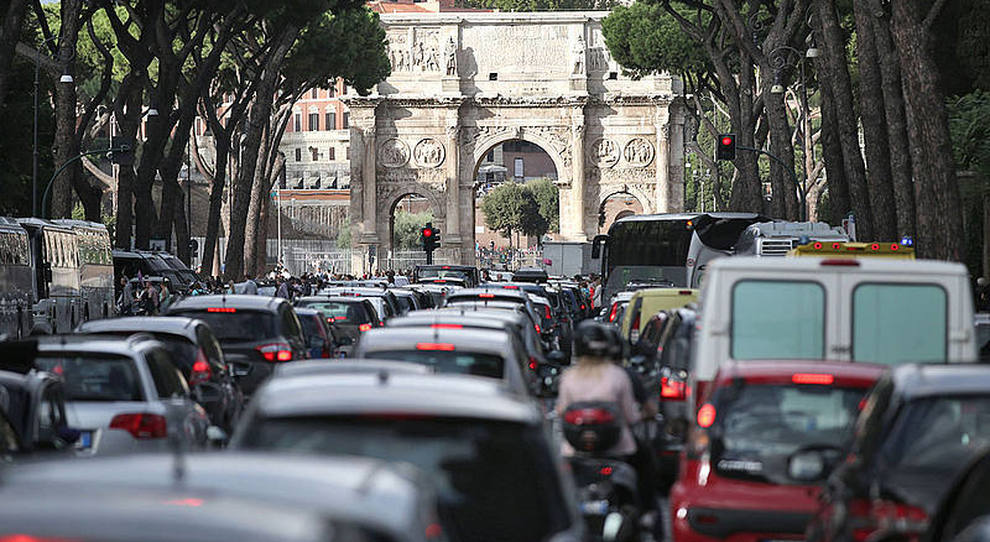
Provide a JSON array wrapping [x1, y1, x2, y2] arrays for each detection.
[[445, 36, 457, 77], [572, 34, 586, 75]]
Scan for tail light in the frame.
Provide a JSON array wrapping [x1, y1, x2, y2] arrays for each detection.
[[528, 357, 538, 371], [608, 303, 619, 322], [563, 408, 615, 425], [848, 498, 928, 542], [256, 343, 293, 362], [416, 342, 456, 351], [110, 413, 167, 439], [544, 305, 552, 320], [190, 349, 212, 385], [660, 376, 687, 400], [358, 323, 372, 332]]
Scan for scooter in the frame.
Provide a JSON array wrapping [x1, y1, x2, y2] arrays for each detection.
[[562, 402, 647, 542]]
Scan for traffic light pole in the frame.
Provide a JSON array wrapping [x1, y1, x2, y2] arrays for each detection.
[[736, 145, 807, 222], [42, 146, 130, 218]]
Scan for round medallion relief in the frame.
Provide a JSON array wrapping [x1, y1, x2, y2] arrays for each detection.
[[379, 138, 410, 168], [414, 138, 446, 168], [623, 138, 655, 167]]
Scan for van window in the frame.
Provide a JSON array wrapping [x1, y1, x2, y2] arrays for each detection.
[[731, 280, 825, 360], [852, 283, 947, 365]]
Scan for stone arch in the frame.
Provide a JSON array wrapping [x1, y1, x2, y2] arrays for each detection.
[[597, 187, 647, 232], [470, 129, 569, 187], [380, 185, 447, 255]]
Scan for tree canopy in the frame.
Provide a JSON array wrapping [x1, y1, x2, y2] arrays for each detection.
[[480, 182, 547, 243]]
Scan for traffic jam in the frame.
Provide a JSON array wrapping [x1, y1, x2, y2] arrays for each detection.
[[0, 213, 989, 542]]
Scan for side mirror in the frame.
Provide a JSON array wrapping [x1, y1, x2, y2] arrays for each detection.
[[591, 234, 608, 260]]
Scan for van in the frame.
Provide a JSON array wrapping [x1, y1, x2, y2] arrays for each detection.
[[620, 288, 698, 343], [690, 257, 976, 411]]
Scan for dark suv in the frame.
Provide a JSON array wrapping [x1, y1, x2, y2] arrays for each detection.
[[166, 295, 307, 395], [294, 296, 381, 350]]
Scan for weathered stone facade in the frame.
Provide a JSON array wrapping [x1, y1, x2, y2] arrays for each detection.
[[345, 11, 685, 267]]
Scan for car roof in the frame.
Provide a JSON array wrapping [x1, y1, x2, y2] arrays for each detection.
[[297, 296, 369, 304], [708, 256, 967, 275], [168, 294, 287, 312], [630, 288, 699, 298], [274, 359, 435, 378], [448, 287, 529, 300], [890, 364, 990, 399], [4, 452, 427, 540], [252, 372, 540, 423], [716, 360, 886, 388], [35, 335, 156, 358], [357, 327, 511, 354], [387, 313, 515, 331], [292, 307, 324, 317], [76, 316, 202, 340]]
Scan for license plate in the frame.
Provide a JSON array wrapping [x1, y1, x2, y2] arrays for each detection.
[[76, 431, 92, 450], [580, 500, 609, 515]]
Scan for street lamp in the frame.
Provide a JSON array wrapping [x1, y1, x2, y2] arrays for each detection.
[[32, 36, 58, 216], [769, 45, 816, 221]]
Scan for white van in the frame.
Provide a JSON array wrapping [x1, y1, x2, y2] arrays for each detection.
[[690, 257, 976, 409]]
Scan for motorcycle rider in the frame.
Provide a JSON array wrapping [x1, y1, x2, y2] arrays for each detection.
[[556, 320, 658, 513]]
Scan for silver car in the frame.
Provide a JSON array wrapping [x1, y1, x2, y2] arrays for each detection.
[[35, 335, 210, 456]]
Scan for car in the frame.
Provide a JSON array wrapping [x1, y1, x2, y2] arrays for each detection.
[[512, 267, 550, 283], [923, 448, 990, 542], [3, 452, 444, 542], [231, 372, 583, 542], [0, 484, 368, 542], [351, 327, 533, 395], [619, 287, 698, 344], [976, 313, 990, 363], [294, 296, 382, 352], [294, 307, 340, 359], [394, 286, 435, 309], [34, 335, 211, 455], [165, 295, 308, 395], [389, 288, 421, 314], [274, 358, 435, 379], [414, 264, 480, 287], [0, 339, 76, 455], [445, 286, 533, 307], [319, 287, 402, 320], [603, 291, 634, 324], [692, 257, 977, 414], [75, 316, 244, 434], [807, 364, 990, 542], [671, 360, 885, 542]]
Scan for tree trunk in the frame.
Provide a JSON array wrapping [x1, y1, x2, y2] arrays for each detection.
[[113, 78, 145, 249], [762, 66, 800, 220], [728, 53, 763, 212], [224, 26, 297, 281], [49, 0, 87, 219], [815, 0, 874, 240], [816, 59, 850, 226], [0, 0, 28, 113], [890, 0, 962, 260], [174, 196, 190, 265], [868, 0, 916, 240], [244, 123, 272, 276], [201, 132, 229, 278], [853, 0, 897, 240]]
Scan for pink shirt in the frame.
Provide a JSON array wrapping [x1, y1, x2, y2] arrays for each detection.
[[556, 363, 639, 456]]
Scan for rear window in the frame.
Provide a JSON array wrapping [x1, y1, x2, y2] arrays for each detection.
[[170, 310, 277, 341], [298, 315, 324, 339], [370, 350, 504, 379], [852, 283, 947, 365], [238, 417, 571, 542], [36, 354, 142, 402], [83, 332, 195, 373], [731, 280, 825, 360], [297, 302, 370, 324], [714, 383, 868, 484]]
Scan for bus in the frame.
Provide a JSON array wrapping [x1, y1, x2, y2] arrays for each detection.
[[0, 218, 33, 339], [17, 218, 82, 334], [591, 213, 769, 301], [54, 220, 116, 320]]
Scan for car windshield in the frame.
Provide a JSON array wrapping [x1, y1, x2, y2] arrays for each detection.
[[36, 354, 143, 402], [713, 383, 867, 484], [880, 396, 990, 475], [238, 416, 571, 542], [369, 350, 504, 379], [297, 301, 370, 324], [297, 315, 322, 339], [170, 310, 276, 342]]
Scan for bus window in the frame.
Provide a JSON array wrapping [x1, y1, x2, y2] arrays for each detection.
[[853, 283, 947, 365], [731, 280, 826, 360]]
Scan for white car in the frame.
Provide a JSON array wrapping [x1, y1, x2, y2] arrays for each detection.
[[36, 335, 211, 456]]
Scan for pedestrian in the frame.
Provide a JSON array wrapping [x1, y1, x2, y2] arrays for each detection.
[[243, 273, 258, 295], [276, 277, 291, 299], [158, 278, 173, 312], [138, 281, 159, 315]]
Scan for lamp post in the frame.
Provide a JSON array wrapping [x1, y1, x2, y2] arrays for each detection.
[[769, 45, 818, 221]]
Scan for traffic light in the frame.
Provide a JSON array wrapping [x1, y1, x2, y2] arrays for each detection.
[[422, 222, 440, 263], [716, 133, 736, 161]]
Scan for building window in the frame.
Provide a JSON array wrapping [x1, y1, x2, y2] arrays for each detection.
[[345, 146, 350, 160], [329, 86, 335, 97], [311, 147, 319, 161], [514, 157, 524, 178], [294, 148, 302, 162], [310, 89, 318, 99], [293, 113, 301, 132], [325, 111, 336, 130], [342, 112, 349, 129], [308, 112, 319, 131], [328, 147, 336, 161]]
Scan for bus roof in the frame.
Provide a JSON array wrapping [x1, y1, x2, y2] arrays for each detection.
[[612, 212, 768, 225]]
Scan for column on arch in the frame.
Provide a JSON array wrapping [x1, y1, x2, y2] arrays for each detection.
[[561, 110, 588, 241], [654, 106, 671, 213]]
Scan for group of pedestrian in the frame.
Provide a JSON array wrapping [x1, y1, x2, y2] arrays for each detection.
[[116, 276, 174, 316]]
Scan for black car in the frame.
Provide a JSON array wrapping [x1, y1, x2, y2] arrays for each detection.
[[75, 316, 244, 433], [166, 295, 307, 395], [923, 448, 990, 542], [294, 307, 340, 359], [0, 339, 75, 455], [294, 296, 381, 350], [808, 364, 990, 542]]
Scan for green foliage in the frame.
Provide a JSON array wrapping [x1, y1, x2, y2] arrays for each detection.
[[602, 2, 707, 80], [525, 178, 559, 233], [0, 56, 54, 217], [481, 182, 546, 241], [336, 223, 352, 249], [948, 90, 990, 180], [393, 210, 434, 250], [455, 0, 613, 11]]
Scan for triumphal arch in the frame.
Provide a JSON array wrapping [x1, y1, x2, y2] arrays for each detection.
[[345, 11, 685, 266]]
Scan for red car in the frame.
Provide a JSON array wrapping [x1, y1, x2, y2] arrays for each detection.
[[670, 361, 884, 542]]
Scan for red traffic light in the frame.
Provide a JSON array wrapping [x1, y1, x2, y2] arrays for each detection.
[[720, 136, 733, 146], [422, 228, 433, 237]]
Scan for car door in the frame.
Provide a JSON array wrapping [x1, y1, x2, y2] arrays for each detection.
[[145, 348, 208, 446]]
